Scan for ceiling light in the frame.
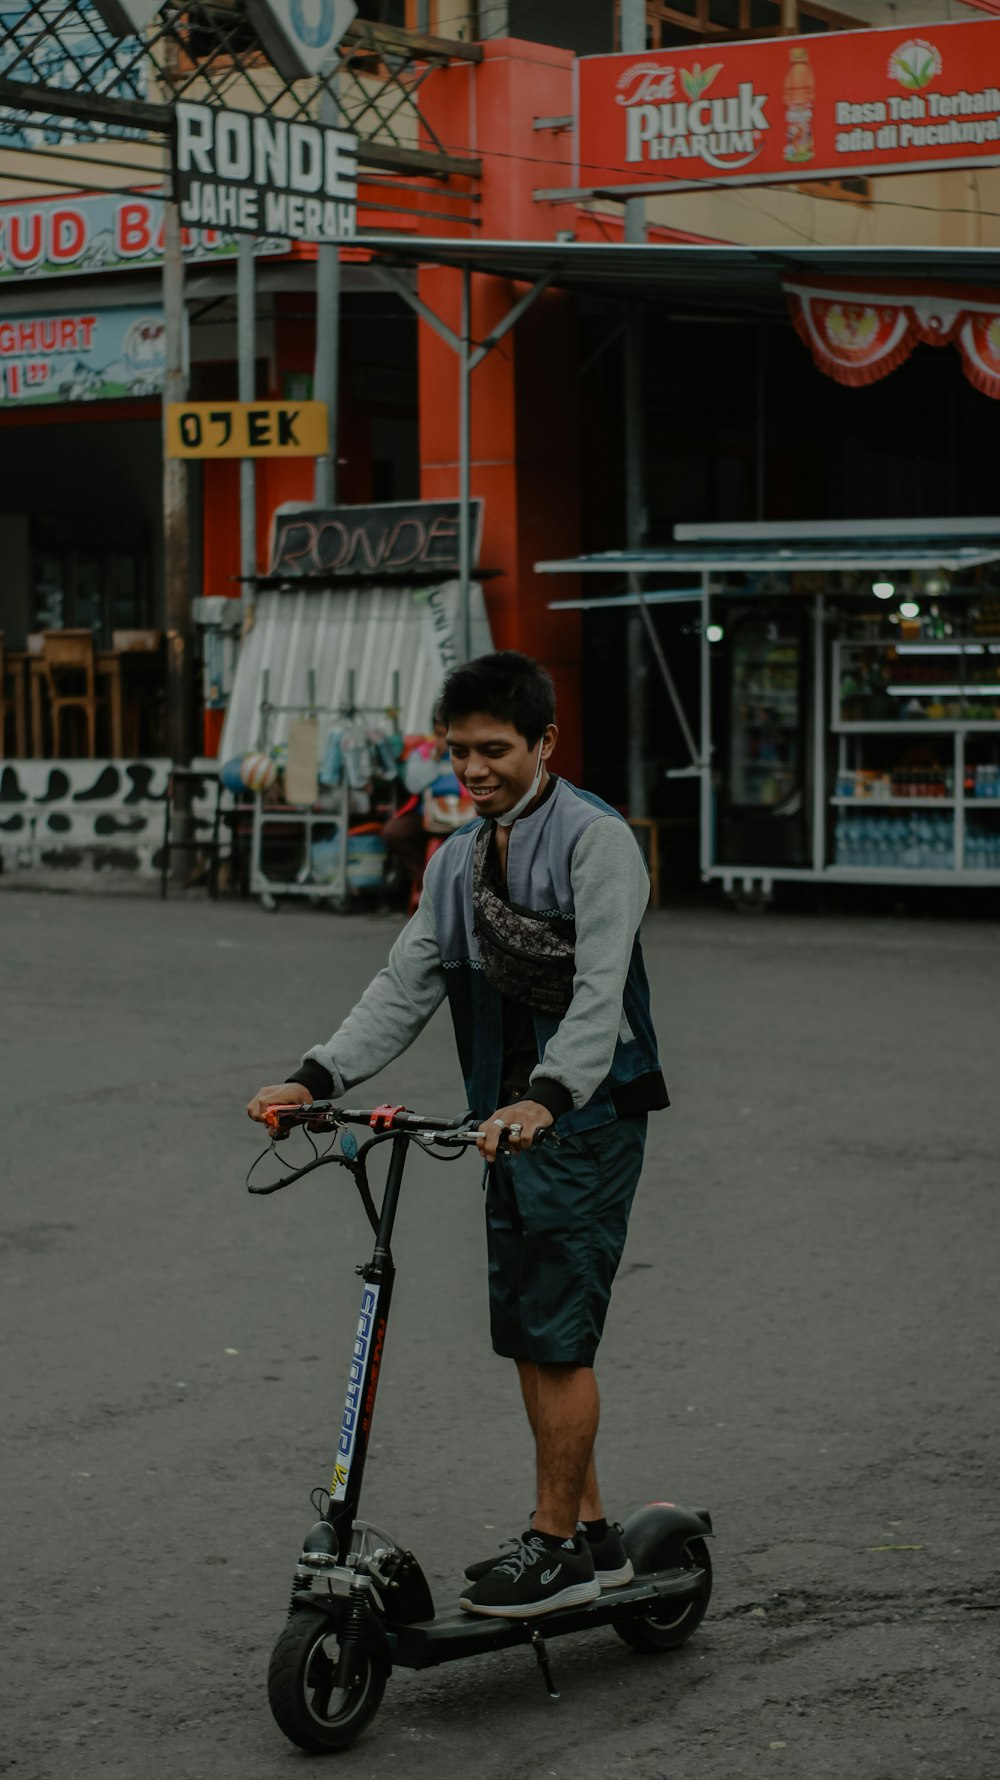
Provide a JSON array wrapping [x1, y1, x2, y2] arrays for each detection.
[[899, 601, 920, 620], [873, 579, 895, 599]]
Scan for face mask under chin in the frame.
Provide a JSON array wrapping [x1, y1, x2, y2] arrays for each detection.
[[495, 741, 545, 829]]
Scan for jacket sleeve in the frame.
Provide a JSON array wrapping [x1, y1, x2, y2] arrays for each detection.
[[529, 815, 649, 1114], [288, 888, 447, 1097]]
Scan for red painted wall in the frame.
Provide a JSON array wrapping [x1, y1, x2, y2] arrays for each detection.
[[415, 40, 586, 780], [201, 40, 615, 777]]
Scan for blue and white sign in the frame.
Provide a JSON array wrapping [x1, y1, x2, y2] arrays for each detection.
[[0, 304, 165, 405], [88, 0, 161, 36], [0, 0, 148, 149], [245, 0, 356, 83]]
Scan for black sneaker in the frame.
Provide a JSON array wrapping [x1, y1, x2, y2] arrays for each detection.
[[584, 1520, 634, 1590], [459, 1531, 600, 1619], [464, 1520, 634, 1590], [464, 1534, 525, 1586]]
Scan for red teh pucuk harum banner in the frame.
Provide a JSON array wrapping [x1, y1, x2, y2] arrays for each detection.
[[575, 18, 1000, 194]]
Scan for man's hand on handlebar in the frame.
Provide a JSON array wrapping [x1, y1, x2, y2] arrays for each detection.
[[477, 1100, 553, 1162], [247, 1082, 314, 1124]]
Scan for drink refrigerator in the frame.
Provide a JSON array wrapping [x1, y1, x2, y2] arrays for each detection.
[[716, 609, 810, 869]]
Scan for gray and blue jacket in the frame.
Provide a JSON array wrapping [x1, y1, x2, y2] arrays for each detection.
[[290, 777, 668, 1135]]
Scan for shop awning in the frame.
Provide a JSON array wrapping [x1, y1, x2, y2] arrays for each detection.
[[359, 236, 1000, 314], [537, 542, 1000, 576], [536, 518, 1000, 587], [219, 579, 492, 763]]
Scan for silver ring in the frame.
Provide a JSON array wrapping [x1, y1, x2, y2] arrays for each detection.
[[508, 1123, 523, 1138], [492, 1118, 506, 1128]]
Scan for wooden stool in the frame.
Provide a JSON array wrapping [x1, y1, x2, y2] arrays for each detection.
[[41, 629, 106, 757], [628, 816, 662, 910]]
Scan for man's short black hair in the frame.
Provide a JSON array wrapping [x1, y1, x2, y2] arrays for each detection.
[[439, 650, 556, 747]]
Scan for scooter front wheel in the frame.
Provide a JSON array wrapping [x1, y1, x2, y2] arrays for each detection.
[[267, 1607, 388, 1751]]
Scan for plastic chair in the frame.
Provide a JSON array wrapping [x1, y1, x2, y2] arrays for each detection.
[[41, 629, 105, 758]]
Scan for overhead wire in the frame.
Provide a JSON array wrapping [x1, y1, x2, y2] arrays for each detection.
[[3, 7, 1000, 232]]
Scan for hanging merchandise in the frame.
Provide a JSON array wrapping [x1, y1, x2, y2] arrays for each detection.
[[343, 724, 374, 790], [785, 279, 1000, 399], [318, 728, 345, 788]]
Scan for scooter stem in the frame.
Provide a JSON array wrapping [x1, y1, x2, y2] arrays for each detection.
[[326, 1136, 410, 1560]]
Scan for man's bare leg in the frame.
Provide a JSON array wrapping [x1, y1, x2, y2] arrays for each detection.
[[515, 1360, 604, 1540]]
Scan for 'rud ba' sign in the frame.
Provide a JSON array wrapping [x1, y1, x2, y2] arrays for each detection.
[[173, 101, 358, 243]]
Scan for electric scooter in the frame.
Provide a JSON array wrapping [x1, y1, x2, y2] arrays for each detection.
[[250, 1100, 714, 1754]]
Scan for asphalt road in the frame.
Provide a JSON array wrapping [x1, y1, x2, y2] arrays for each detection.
[[2, 888, 998, 1780]]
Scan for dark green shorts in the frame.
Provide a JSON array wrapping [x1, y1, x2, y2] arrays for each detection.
[[485, 1115, 647, 1368]]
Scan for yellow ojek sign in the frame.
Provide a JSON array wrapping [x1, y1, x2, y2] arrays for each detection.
[[165, 399, 328, 458]]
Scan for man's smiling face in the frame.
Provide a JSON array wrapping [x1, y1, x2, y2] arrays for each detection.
[[446, 713, 556, 820]]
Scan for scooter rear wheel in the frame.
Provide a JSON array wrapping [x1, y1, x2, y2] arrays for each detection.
[[267, 1606, 388, 1751], [614, 1533, 713, 1655]]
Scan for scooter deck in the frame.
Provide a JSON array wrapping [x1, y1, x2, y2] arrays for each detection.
[[388, 1564, 708, 1670]]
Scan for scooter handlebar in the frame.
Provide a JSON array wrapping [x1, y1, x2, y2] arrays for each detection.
[[263, 1101, 550, 1149], [264, 1101, 482, 1144]]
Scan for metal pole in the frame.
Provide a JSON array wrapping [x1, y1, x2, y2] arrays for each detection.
[[622, 0, 647, 818], [700, 573, 712, 879], [755, 323, 767, 521], [624, 303, 648, 819], [812, 593, 825, 875], [237, 237, 256, 630], [163, 195, 191, 773], [621, 0, 646, 248], [459, 262, 472, 661], [314, 73, 341, 508]]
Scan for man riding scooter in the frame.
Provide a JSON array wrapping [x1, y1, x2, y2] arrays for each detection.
[[248, 650, 668, 1620]]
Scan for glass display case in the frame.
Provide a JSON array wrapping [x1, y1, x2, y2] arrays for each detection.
[[835, 638, 1000, 727], [830, 639, 1000, 874]]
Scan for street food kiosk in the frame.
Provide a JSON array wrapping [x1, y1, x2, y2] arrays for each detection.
[[540, 517, 1000, 901]]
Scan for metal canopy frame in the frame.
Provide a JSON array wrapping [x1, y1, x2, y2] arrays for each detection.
[[536, 546, 1000, 574], [358, 237, 1000, 308], [0, 6, 483, 186], [360, 233, 1000, 776]]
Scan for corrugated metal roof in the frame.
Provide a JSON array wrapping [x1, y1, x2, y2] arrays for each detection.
[[219, 579, 492, 762], [361, 236, 1000, 313], [536, 543, 1000, 574]]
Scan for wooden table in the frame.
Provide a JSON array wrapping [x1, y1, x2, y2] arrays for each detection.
[[28, 633, 164, 758]]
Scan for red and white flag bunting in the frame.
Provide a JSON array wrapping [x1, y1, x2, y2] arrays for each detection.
[[785, 279, 1000, 399]]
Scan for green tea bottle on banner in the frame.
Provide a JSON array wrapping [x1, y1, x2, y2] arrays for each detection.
[[783, 47, 815, 163]]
